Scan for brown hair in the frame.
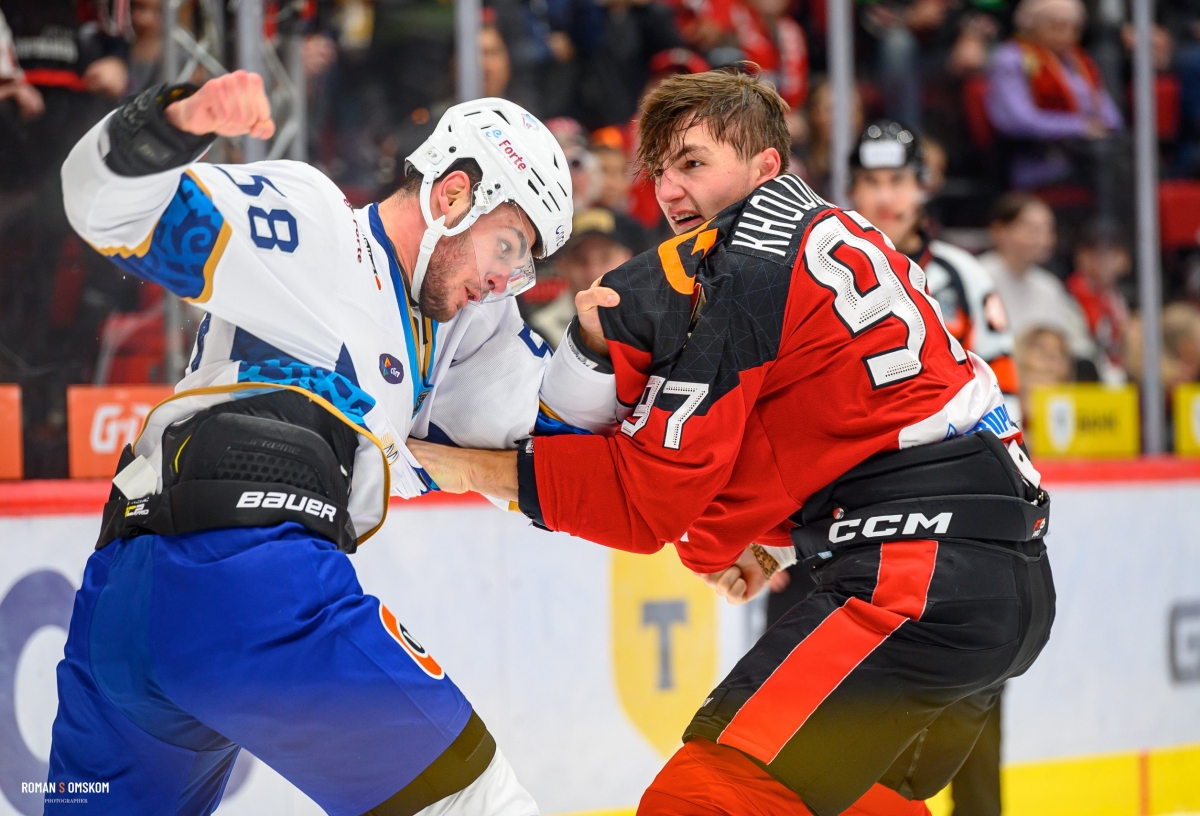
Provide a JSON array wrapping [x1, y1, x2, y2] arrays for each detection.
[[636, 69, 790, 178], [988, 191, 1048, 226]]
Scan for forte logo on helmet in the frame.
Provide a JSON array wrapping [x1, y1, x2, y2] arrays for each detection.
[[484, 127, 528, 172]]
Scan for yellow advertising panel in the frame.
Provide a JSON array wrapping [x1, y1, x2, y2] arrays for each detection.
[[1027, 384, 1139, 458], [1173, 383, 1200, 455], [611, 546, 718, 758]]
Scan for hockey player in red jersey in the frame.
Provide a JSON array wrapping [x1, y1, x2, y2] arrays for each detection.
[[410, 70, 1055, 816]]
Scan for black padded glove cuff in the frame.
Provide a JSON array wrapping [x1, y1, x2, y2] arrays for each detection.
[[565, 317, 615, 375], [105, 83, 217, 177], [516, 437, 548, 530]]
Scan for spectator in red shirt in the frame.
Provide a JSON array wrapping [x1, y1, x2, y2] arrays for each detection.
[[663, 0, 807, 112], [729, 0, 808, 109], [1065, 220, 1130, 371]]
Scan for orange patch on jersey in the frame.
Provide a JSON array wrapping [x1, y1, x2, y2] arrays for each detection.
[[659, 220, 716, 295], [692, 228, 718, 258], [379, 603, 444, 679]]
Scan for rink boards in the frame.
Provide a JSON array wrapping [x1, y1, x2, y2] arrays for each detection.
[[1, 463, 1199, 816]]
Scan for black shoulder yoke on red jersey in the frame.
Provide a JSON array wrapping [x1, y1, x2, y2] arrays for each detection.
[[597, 174, 835, 414]]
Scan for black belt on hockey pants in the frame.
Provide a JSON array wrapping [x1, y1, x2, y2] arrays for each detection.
[[96, 391, 361, 553], [790, 430, 1050, 568]]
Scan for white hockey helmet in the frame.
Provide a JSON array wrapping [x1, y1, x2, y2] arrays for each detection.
[[405, 98, 573, 303]]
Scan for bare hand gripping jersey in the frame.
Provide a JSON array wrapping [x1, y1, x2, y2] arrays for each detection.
[[528, 175, 1017, 572], [62, 114, 616, 542]]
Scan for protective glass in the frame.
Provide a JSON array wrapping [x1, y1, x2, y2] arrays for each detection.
[[468, 201, 538, 303]]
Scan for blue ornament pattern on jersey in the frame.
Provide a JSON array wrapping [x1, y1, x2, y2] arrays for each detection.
[[237, 361, 376, 427], [107, 174, 226, 299], [232, 328, 376, 426]]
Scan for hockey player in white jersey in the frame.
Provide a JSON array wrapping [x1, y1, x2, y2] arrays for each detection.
[[47, 71, 616, 816]]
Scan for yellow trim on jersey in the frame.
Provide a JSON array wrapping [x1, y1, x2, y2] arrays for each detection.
[[181, 168, 229, 304], [538, 400, 565, 422], [133, 382, 393, 545], [185, 168, 213, 197], [401, 279, 435, 386], [90, 167, 231, 300], [93, 228, 155, 260], [420, 315, 435, 378]]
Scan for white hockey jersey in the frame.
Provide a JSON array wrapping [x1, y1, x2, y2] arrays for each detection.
[[61, 115, 616, 543], [922, 239, 1022, 423]]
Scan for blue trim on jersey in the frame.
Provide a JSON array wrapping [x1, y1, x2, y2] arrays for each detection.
[[231, 327, 375, 426], [214, 166, 285, 197], [424, 422, 460, 447], [368, 205, 438, 414], [534, 410, 591, 436], [190, 312, 211, 373], [108, 174, 224, 299], [967, 403, 1016, 437]]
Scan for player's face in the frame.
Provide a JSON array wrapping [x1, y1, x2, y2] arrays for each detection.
[[419, 203, 538, 322], [849, 167, 923, 248], [655, 123, 781, 235]]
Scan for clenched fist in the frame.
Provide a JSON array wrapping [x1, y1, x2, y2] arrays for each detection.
[[164, 71, 275, 140], [696, 545, 770, 605]]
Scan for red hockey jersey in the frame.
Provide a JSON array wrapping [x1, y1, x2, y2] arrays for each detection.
[[532, 175, 1016, 572]]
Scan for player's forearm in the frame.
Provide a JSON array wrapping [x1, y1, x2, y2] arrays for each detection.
[[62, 84, 214, 247], [407, 441, 519, 502], [466, 449, 519, 501]]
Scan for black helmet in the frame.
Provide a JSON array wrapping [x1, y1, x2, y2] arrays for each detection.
[[850, 120, 926, 183]]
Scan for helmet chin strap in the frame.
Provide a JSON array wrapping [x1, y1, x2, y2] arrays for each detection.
[[410, 216, 445, 305], [411, 173, 483, 305]]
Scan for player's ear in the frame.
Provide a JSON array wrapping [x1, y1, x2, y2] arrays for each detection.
[[432, 170, 472, 223], [753, 147, 783, 186]]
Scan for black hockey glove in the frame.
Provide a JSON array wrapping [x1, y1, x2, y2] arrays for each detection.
[[105, 83, 216, 177]]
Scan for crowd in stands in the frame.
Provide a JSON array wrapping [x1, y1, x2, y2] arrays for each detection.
[[6, 0, 1200, 475]]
